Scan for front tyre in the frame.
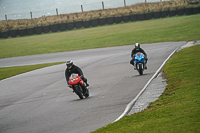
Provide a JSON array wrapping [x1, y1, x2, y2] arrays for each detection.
[[138, 63, 143, 75], [74, 86, 83, 99]]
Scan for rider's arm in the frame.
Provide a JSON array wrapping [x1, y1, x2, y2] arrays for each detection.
[[76, 66, 84, 77], [131, 49, 136, 58], [140, 48, 147, 56], [65, 69, 70, 84]]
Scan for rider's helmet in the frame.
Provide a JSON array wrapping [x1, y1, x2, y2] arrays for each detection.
[[66, 60, 73, 69], [135, 43, 140, 50]]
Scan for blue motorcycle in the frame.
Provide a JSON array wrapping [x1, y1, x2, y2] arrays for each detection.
[[134, 52, 146, 75]]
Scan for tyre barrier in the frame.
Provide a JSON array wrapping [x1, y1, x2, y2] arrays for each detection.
[[115, 16, 123, 23], [51, 24, 59, 32], [75, 21, 83, 29], [43, 25, 50, 33], [107, 17, 114, 25], [18, 29, 26, 36], [145, 12, 153, 20], [59, 23, 67, 31], [99, 18, 107, 26], [1, 31, 9, 38], [26, 28, 34, 35], [67, 22, 74, 30], [130, 14, 138, 22], [185, 7, 194, 15], [177, 8, 185, 16], [138, 13, 145, 21], [10, 30, 18, 37], [83, 21, 91, 28], [34, 26, 43, 34], [153, 11, 161, 19], [91, 19, 99, 27], [123, 15, 130, 22], [1, 7, 200, 39], [193, 6, 200, 14], [169, 10, 177, 17], [161, 11, 169, 18]]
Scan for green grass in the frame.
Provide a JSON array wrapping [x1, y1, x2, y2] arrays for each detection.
[[0, 14, 200, 58], [92, 44, 200, 133], [0, 62, 64, 80]]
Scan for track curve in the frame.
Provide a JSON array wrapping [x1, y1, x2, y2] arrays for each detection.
[[0, 42, 185, 133]]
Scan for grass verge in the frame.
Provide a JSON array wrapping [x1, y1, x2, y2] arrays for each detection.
[[0, 62, 64, 81], [0, 14, 200, 58], [92, 44, 200, 133]]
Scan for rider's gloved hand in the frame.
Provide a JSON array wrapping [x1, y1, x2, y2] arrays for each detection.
[[80, 75, 84, 79], [67, 81, 71, 88]]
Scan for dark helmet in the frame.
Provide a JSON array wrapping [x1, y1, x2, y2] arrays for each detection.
[[135, 43, 140, 50], [66, 60, 73, 69]]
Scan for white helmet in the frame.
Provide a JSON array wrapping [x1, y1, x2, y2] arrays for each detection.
[[66, 60, 73, 69], [135, 43, 140, 50]]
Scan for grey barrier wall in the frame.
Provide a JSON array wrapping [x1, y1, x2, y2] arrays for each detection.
[[0, 7, 200, 39]]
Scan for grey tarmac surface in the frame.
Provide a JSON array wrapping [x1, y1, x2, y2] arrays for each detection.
[[0, 42, 185, 133]]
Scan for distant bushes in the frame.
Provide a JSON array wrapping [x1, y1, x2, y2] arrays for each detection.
[[0, 0, 200, 38]]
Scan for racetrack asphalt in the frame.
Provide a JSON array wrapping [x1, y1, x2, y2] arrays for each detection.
[[0, 42, 186, 133]]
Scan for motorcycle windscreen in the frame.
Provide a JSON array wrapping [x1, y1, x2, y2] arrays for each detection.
[[70, 73, 78, 79]]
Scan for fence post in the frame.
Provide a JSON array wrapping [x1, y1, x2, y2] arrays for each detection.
[[124, 0, 126, 7], [102, 2, 104, 10], [56, 8, 58, 16], [5, 15, 8, 25], [30, 12, 32, 19], [81, 5, 83, 12]]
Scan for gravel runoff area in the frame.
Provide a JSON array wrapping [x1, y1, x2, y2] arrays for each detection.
[[128, 41, 198, 115]]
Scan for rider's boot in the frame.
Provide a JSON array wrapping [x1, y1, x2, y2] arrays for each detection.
[[145, 59, 148, 69], [86, 82, 89, 87], [145, 62, 147, 69], [83, 85, 89, 97], [134, 64, 136, 70], [82, 86, 87, 94]]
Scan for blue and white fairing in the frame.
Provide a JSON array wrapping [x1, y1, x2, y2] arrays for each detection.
[[134, 52, 145, 63]]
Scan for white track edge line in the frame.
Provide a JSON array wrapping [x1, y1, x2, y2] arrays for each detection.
[[113, 46, 181, 123]]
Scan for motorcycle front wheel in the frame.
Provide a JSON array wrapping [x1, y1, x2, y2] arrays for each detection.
[[138, 63, 143, 75], [74, 86, 84, 99]]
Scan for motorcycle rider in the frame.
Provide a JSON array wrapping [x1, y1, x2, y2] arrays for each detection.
[[130, 43, 148, 69], [65, 60, 89, 89]]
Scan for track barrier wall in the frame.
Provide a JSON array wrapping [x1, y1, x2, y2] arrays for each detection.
[[0, 7, 200, 39]]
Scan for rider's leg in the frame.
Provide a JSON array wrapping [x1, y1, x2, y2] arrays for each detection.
[[130, 59, 134, 66], [81, 76, 89, 87], [145, 58, 148, 69], [130, 59, 136, 69]]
